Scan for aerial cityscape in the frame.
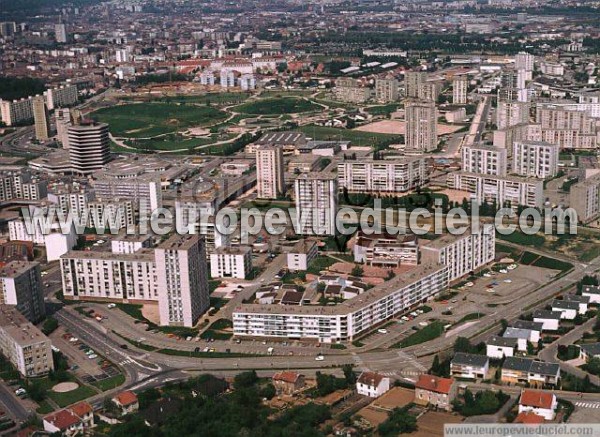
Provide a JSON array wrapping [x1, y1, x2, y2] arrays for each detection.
[[2, 0, 600, 435]]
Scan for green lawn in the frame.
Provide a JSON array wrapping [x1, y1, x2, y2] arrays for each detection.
[[297, 125, 402, 149], [156, 92, 249, 105], [93, 103, 227, 138], [307, 256, 338, 275], [455, 313, 484, 325], [92, 374, 126, 391], [124, 134, 229, 152], [48, 384, 97, 408], [496, 231, 546, 247], [366, 104, 400, 116], [392, 321, 445, 348], [234, 97, 321, 115], [36, 399, 55, 414]]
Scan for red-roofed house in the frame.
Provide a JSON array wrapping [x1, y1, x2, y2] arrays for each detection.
[[112, 390, 140, 415], [356, 371, 390, 398], [414, 374, 456, 411], [518, 389, 557, 420], [43, 402, 94, 436], [272, 371, 305, 395], [514, 411, 546, 424]]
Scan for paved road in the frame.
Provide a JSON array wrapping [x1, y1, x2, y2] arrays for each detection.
[[0, 382, 30, 423]]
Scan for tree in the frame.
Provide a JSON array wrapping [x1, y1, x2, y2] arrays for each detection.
[[453, 337, 473, 353], [342, 364, 356, 385], [378, 406, 417, 436], [351, 265, 364, 277], [430, 355, 441, 375], [586, 357, 600, 376], [233, 370, 258, 390], [42, 317, 58, 335], [259, 383, 276, 400]]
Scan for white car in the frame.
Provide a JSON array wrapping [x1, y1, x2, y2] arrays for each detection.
[[507, 264, 518, 270], [401, 316, 410, 322], [465, 282, 474, 287], [69, 337, 78, 343], [88, 354, 98, 359], [504, 279, 512, 283], [377, 329, 388, 334], [419, 321, 429, 327], [315, 355, 324, 361], [107, 303, 116, 309], [14, 388, 26, 395], [499, 269, 508, 274], [483, 273, 492, 278]]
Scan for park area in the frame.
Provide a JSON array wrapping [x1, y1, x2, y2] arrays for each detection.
[[92, 102, 228, 138], [354, 119, 464, 136], [233, 96, 322, 115]]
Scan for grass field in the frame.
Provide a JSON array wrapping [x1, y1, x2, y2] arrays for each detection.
[[392, 321, 445, 348], [124, 134, 232, 152], [234, 97, 321, 115], [156, 93, 249, 105], [48, 384, 97, 407], [298, 125, 401, 145], [92, 374, 126, 391], [93, 103, 227, 138]]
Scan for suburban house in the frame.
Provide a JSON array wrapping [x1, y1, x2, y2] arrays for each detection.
[[582, 285, 600, 304], [579, 343, 600, 361], [518, 389, 557, 421], [511, 320, 543, 342], [414, 374, 456, 411], [502, 357, 533, 385], [112, 390, 139, 415], [528, 361, 561, 387], [356, 371, 391, 398], [502, 328, 531, 352], [551, 299, 579, 320], [565, 294, 590, 314], [43, 402, 94, 436], [450, 353, 489, 380], [486, 336, 517, 359], [272, 371, 305, 395], [533, 310, 561, 331]]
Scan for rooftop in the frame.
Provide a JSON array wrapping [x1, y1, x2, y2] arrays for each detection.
[[415, 374, 454, 394], [520, 389, 555, 409], [451, 352, 489, 367]]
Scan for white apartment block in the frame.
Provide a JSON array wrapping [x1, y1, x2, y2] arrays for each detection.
[[61, 234, 209, 327], [0, 167, 47, 202], [68, 122, 111, 175], [45, 85, 78, 110], [540, 61, 565, 77], [420, 224, 495, 282], [375, 78, 399, 103], [405, 100, 438, 152], [233, 263, 449, 343], [0, 97, 34, 126], [92, 175, 162, 214], [239, 74, 256, 91], [462, 145, 508, 176], [294, 173, 337, 236], [0, 305, 53, 377], [87, 199, 135, 231], [496, 101, 530, 130], [286, 239, 318, 271], [493, 123, 542, 155], [200, 71, 216, 86], [570, 174, 600, 224], [47, 183, 93, 216], [515, 52, 534, 73], [337, 158, 427, 194], [220, 70, 236, 88], [404, 71, 427, 98], [334, 78, 372, 103], [55, 108, 72, 148], [453, 76, 468, 104], [0, 261, 45, 323], [210, 246, 252, 279], [448, 172, 544, 208], [354, 232, 419, 267], [512, 141, 559, 179], [9, 215, 78, 260], [256, 146, 285, 199]]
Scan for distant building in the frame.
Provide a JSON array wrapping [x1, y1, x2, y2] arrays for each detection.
[[512, 141, 559, 179], [33, 96, 51, 141], [404, 71, 427, 98], [462, 145, 508, 176], [256, 146, 285, 199], [375, 78, 399, 103], [286, 239, 318, 271], [0, 97, 34, 126], [334, 77, 372, 103], [210, 246, 252, 279], [45, 85, 78, 110], [453, 76, 468, 104], [354, 232, 419, 267], [55, 23, 67, 43], [239, 74, 256, 91], [405, 100, 437, 152]]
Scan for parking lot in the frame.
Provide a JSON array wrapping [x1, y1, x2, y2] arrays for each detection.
[[49, 326, 121, 386]]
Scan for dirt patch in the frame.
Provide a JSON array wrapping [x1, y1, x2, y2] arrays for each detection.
[[141, 304, 160, 325], [52, 382, 79, 393], [372, 387, 415, 410], [410, 411, 464, 437], [356, 405, 389, 427], [353, 120, 463, 136]]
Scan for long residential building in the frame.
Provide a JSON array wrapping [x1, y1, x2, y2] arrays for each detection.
[[0, 305, 54, 377], [0, 97, 34, 126], [0, 166, 47, 202], [233, 263, 449, 343], [353, 232, 419, 267], [92, 174, 162, 215], [420, 224, 495, 282], [496, 101, 530, 130], [337, 158, 427, 194], [462, 145, 507, 176], [448, 172, 544, 208], [45, 85, 78, 110], [512, 141, 559, 179], [60, 234, 209, 327]]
